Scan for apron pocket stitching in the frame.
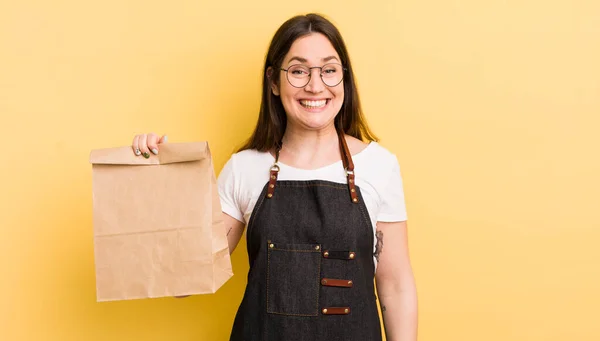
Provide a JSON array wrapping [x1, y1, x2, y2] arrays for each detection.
[[266, 242, 321, 316]]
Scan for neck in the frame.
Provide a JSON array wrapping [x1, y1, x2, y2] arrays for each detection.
[[282, 125, 339, 151], [278, 124, 343, 169]]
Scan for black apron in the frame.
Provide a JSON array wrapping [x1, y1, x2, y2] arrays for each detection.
[[230, 132, 382, 341]]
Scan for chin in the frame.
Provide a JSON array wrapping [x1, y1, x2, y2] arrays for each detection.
[[296, 115, 337, 130]]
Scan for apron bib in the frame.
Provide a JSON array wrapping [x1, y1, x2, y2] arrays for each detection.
[[229, 132, 382, 341]]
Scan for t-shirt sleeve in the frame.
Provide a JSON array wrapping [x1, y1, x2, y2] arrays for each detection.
[[217, 155, 245, 223], [377, 156, 408, 222]]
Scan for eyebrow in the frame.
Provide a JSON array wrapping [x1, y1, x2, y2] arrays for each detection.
[[287, 55, 340, 64]]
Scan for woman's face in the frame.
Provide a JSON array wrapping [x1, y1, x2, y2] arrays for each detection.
[[272, 33, 345, 132]]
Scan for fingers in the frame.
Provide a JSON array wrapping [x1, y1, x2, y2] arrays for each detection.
[[132, 133, 168, 158], [158, 134, 168, 144], [132, 135, 142, 156], [138, 134, 150, 158], [147, 133, 160, 156]]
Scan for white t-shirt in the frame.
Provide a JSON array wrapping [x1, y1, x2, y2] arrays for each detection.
[[217, 142, 408, 266]]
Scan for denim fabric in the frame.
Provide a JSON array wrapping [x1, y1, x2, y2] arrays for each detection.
[[229, 180, 382, 341], [267, 243, 321, 316]]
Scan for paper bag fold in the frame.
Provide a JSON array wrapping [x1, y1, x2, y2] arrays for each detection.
[[89, 141, 210, 165]]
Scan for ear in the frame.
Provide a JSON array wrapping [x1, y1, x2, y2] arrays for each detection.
[[267, 67, 280, 96]]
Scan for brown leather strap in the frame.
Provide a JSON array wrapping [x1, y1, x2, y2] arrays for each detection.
[[337, 133, 359, 204], [321, 278, 353, 288], [266, 148, 281, 199], [337, 131, 354, 172], [322, 307, 351, 315]]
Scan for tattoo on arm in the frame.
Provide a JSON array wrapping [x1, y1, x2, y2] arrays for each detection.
[[374, 230, 384, 261], [382, 305, 387, 313]]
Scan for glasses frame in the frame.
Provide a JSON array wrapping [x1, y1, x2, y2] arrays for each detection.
[[279, 63, 347, 88]]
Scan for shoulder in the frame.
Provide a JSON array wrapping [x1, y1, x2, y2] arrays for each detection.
[[219, 148, 274, 183], [218, 149, 273, 223], [353, 141, 401, 186], [218, 148, 273, 202], [357, 140, 398, 166], [228, 149, 273, 170], [345, 135, 370, 155], [345, 135, 396, 161]]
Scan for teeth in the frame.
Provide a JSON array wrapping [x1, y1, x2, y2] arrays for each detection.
[[300, 99, 327, 108]]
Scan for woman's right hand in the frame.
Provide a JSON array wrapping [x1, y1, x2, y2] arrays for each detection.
[[131, 133, 168, 158]]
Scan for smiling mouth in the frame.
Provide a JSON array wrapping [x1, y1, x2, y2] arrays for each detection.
[[299, 99, 329, 109]]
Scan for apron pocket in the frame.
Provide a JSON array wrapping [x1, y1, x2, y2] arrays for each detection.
[[266, 242, 321, 316]]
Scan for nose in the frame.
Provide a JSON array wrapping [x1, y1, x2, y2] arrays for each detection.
[[304, 68, 325, 93]]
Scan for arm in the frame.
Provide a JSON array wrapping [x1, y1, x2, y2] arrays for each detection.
[[224, 212, 245, 254], [374, 221, 418, 341], [175, 212, 245, 299]]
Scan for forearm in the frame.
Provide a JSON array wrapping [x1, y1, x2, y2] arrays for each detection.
[[377, 275, 418, 341], [373, 221, 418, 340]]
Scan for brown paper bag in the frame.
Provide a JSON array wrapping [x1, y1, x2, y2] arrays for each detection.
[[89, 141, 233, 302]]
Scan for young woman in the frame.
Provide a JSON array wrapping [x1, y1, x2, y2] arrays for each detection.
[[132, 13, 417, 341]]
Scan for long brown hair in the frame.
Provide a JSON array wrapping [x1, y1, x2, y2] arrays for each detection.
[[238, 13, 378, 152]]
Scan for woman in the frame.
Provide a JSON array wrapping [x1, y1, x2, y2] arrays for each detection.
[[132, 13, 417, 341]]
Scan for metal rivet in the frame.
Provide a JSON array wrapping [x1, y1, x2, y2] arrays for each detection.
[[349, 179, 353, 183], [322, 308, 328, 314], [269, 184, 274, 188], [351, 188, 355, 192], [269, 243, 274, 248], [321, 279, 327, 285], [315, 245, 320, 250], [323, 251, 329, 257], [344, 308, 349, 314], [349, 252, 355, 259], [267, 193, 273, 198], [348, 280, 353, 285], [352, 198, 358, 203], [270, 175, 276, 180]]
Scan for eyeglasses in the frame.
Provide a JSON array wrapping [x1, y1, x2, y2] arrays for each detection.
[[280, 63, 346, 88]]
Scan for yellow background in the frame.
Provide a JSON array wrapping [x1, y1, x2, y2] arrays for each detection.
[[1, 1, 599, 340]]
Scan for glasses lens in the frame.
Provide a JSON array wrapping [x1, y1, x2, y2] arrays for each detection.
[[321, 63, 343, 87], [285, 64, 345, 87], [287, 65, 310, 87]]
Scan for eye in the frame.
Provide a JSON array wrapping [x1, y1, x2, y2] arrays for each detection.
[[322, 64, 340, 74], [289, 65, 309, 75]]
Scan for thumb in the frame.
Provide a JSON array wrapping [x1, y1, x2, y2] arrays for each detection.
[[158, 134, 168, 144]]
